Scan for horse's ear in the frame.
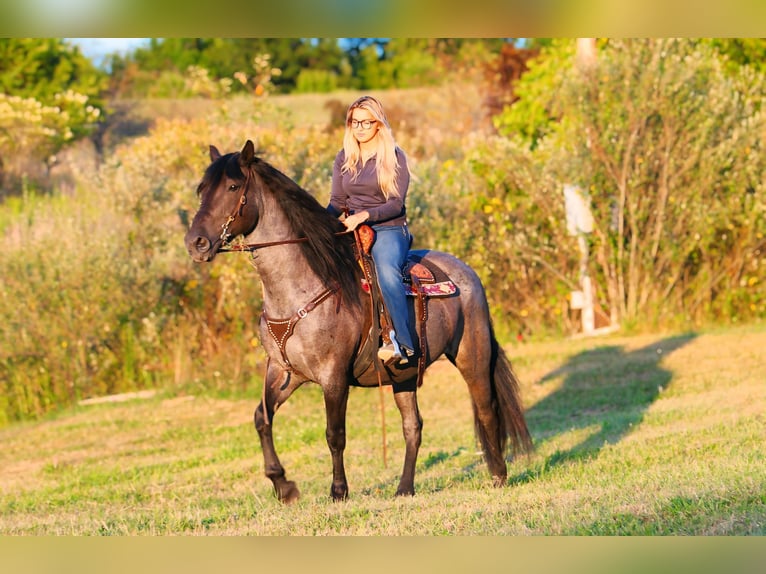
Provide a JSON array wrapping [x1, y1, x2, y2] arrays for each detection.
[[239, 140, 255, 167], [209, 145, 221, 162]]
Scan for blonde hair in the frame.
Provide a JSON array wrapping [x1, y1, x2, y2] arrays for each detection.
[[342, 95, 402, 199]]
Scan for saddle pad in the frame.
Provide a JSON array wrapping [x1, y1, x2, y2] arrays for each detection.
[[406, 252, 452, 282], [404, 252, 457, 297], [405, 262, 435, 283], [405, 281, 457, 297]]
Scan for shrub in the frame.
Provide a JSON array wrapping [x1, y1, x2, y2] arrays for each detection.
[[295, 70, 338, 94], [493, 39, 766, 329]]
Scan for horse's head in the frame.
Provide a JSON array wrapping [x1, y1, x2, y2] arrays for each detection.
[[185, 140, 260, 262]]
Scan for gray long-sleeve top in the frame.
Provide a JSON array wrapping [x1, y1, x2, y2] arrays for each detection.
[[327, 148, 410, 226]]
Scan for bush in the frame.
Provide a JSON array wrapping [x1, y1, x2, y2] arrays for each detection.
[[295, 70, 338, 94], [493, 39, 766, 329], [0, 98, 348, 424]]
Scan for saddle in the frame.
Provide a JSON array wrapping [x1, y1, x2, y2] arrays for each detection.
[[260, 225, 457, 387], [353, 225, 457, 387]]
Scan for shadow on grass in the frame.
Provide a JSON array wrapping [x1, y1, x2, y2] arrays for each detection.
[[421, 447, 467, 470], [358, 447, 475, 496], [509, 332, 697, 486]]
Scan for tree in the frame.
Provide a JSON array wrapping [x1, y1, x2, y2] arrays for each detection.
[[481, 38, 765, 331], [120, 38, 348, 95], [482, 41, 540, 121], [708, 38, 766, 75], [548, 39, 765, 326], [0, 39, 106, 192], [0, 39, 105, 103], [492, 39, 576, 147]]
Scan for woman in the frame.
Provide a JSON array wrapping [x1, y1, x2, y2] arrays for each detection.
[[327, 95, 414, 364]]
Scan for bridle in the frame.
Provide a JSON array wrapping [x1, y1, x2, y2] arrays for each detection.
[[215, 162, 351, 254], [217, 165, 254, 249]]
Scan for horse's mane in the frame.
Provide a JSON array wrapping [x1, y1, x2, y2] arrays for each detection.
[[244, 155, 363, 310], [196, 153, 228, 198]]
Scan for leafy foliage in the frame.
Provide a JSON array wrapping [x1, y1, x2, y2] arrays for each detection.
[[494, 39, 766, 329], [0, 39, 106, 194], [0, 95, 346, 424], [108, 38, 510, 96], [492, 39, 577, 147], [0, 39, 104, 103], [552, 39, 765, 326], [111, 38, 347, 97], [709, 38, 766, 75]]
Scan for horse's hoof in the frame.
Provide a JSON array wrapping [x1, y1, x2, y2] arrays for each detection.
[[277, 481, 301, 504], [331, 485, 349, 502], [395, 487, 415, 497], [492, 475, 507, 487]]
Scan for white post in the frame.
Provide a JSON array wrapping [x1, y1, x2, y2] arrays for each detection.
[[565, 184, 595, 334], [576, 38, 597, 69], [579, 235, 595, 334], [572, 38, 598, 335]]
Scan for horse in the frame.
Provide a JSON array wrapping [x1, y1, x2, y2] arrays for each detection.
[[184, 140, 533, 503]]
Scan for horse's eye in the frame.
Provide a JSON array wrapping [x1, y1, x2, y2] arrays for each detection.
[[228, 184, 241, 192]]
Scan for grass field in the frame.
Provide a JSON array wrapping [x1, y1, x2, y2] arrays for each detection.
[[1, 324, 764, 535]]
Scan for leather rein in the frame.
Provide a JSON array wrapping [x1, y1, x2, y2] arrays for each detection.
[[218, 235, 313, 253]]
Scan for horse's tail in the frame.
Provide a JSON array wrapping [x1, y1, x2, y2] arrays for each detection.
[[475, 326, 534, 458]]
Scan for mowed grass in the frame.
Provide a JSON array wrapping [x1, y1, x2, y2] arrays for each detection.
[[1, 324, 764, 535]]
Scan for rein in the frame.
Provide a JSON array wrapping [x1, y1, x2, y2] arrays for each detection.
[[218, 236, 312, 253], [218, 230, 354, 253]]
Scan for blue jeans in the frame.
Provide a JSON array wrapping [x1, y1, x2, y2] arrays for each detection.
[[370, 224, 414, 352]]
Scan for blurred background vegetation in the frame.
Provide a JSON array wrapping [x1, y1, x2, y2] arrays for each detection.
[[0, 38, 764, 425]]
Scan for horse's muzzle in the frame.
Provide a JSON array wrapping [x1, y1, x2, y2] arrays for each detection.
[[185, 233, 215, 262]]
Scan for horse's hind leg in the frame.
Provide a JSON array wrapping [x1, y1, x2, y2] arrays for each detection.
[[254, 361, 302, 503], [392, 381, 423, 496]]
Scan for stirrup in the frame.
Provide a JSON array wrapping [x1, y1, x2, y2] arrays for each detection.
[[377, 330, 403, 365], [388, 330, 403, 358]]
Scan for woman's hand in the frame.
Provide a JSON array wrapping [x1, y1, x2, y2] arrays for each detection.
[[343, 211, 370, 231]]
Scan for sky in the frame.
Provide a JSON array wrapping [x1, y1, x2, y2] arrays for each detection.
[[66, 38, 359, 68], [67, 37, 149, 66]]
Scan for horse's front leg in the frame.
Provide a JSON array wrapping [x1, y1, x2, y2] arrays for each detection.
[[254, 361, 302, 504], [392, 382, 423, 496], [322, 381, 350, 501]]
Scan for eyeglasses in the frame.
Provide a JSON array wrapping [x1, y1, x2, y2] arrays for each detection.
[[350, 119, 376, 129]]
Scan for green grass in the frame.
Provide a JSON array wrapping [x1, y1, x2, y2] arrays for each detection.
[[1, 324, 764, 535]]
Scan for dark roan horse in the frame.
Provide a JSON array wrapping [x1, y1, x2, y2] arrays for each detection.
[[185, 140, 533, 503]]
